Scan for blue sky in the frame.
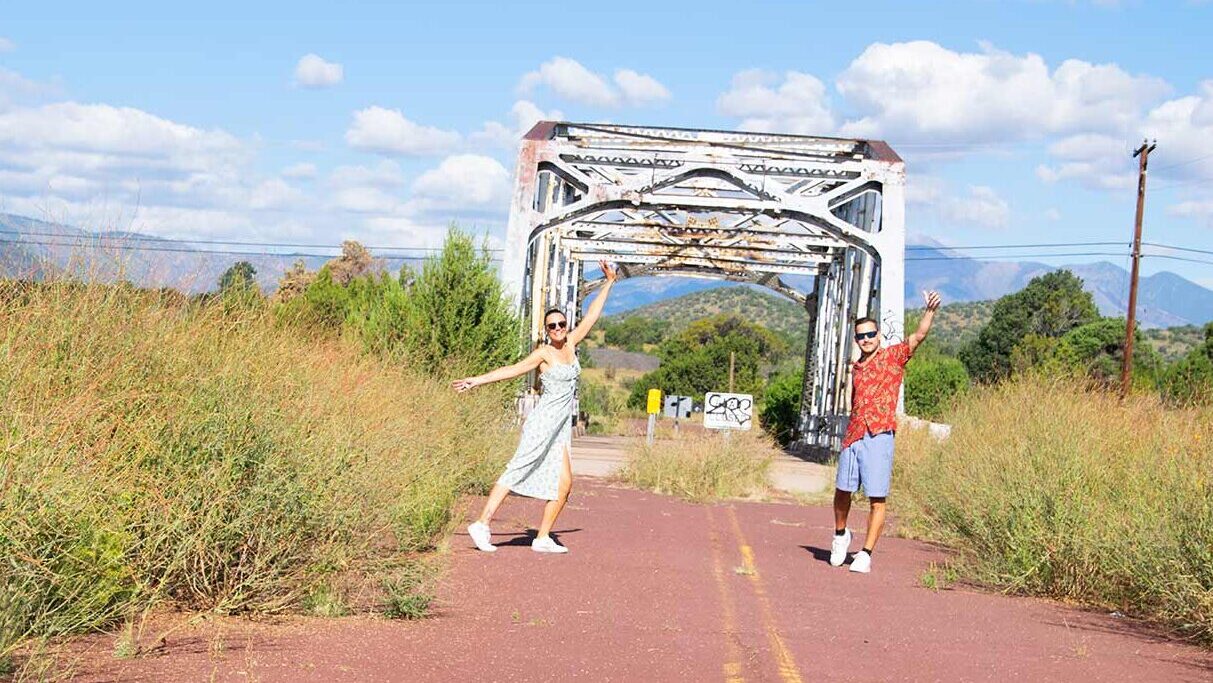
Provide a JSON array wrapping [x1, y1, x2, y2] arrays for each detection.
[[1, 0, 1211, 286]]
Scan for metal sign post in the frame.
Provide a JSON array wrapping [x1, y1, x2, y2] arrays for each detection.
[[646, 388, 662, 446], [663, 394, 692, 436]]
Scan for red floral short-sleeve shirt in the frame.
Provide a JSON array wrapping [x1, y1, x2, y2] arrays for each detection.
[[842, 341, 912, 448]]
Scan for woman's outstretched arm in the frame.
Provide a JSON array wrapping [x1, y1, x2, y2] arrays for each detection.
[[568, 261, 618, 345], [452, 347, 545, 393]]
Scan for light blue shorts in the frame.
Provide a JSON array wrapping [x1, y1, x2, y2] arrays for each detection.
[[835, 431, 895, 498]]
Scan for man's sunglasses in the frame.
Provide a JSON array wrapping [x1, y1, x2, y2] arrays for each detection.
[[546, 320, 568, 331], [854, 330, 878, 341]]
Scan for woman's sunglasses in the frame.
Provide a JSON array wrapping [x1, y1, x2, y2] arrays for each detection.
[[854, 330, 878, 341], [546, 320, 568, 331]]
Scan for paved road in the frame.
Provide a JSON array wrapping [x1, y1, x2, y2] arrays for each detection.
[[573, 435, 833, 497], [76, 481, 1210, 682]]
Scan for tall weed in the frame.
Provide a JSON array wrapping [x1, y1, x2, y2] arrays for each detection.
[[621, 431, 775, 502], [0, 281, 513, 660], [896, 374, 1213, 643]]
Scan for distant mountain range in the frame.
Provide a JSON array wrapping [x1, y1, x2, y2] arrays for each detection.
[[2, 212, 1210, 328], [903, 239, 1213, 329], [605, 240, 1213, 329], [0, 213, 420, 293]]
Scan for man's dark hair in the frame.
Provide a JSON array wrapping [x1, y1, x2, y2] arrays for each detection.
[[854, 316, 879, 329]]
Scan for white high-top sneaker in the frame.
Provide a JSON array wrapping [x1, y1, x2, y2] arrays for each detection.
[[531, 536, 569, 554], [467, 521, 496, 552], [849, 550, 872, 573], [830, 529, 852, 567]]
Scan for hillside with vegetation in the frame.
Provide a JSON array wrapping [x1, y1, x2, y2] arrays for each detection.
[[608, 285, 808, 340], [908, 299, 1201, 361]]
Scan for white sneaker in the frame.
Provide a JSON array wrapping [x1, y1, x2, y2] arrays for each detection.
[[467, 521, 496, 552], [830, 529, 852, 567], [849, 550, 872, 573], [531, 536, 569, 554]]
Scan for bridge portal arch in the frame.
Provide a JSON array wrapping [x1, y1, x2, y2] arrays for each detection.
[[502, 122, 905, 454]]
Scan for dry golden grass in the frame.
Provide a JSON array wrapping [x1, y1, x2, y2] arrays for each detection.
[[620, 430, 776, 502], [896, 373, 1213, 644], [0, 281, 513, 668]]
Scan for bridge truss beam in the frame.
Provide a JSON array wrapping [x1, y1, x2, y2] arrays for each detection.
[[503, 122, 905, 454]]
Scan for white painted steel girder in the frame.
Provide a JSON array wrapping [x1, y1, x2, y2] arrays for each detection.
[[503, 122, 905, 454]]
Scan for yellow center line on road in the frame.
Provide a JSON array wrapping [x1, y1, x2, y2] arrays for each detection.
[[706, 506, 746, 683], [726, 506, 805, 683]]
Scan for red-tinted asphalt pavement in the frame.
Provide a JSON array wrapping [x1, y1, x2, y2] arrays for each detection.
[[74, 480, 1211, 682]]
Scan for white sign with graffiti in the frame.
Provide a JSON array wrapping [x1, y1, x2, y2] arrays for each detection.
[[703, 392, 753, 431]]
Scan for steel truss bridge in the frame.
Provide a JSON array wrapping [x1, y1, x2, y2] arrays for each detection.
[[502, 122, 905, 454]]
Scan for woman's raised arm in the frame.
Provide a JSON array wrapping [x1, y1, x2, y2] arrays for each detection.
[[568, 260, 618, 345], [452, 347, 545, 393]]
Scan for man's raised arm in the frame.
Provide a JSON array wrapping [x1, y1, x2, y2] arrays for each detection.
[[907, 290, 942, 354]]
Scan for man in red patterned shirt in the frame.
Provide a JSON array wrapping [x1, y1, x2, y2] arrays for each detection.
[[831, 291, 942, 574]]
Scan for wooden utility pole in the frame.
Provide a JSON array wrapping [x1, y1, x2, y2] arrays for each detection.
[[1121, 139, 1156, 397]]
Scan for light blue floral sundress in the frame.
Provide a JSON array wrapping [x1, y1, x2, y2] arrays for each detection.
[[497, 358, 580, 500]]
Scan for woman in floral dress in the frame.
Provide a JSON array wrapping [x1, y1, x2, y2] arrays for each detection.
[[452, 261, 617, 554]]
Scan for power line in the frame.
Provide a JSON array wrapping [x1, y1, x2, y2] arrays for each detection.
[[1150, 176, 1211, 192], [1141, 253, 1213, 267], [0, 227, 505, 253], [906, 240, 1126, 252], [0, 236, 506, 262], [1143, 241, 1213, 257], [905, 251, 1127, 262], [8, 232, 1210, 268], [2, 226, 1205, 260], [1151, 152, 1213, 172]]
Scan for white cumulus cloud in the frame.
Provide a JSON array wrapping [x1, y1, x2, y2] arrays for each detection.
[[835, 41, 1169, 144], [520, 57, 617, 107], [519, 57, 669, 108], [908, 177, 1010, 230], [614, 69, 671, 105], [345, 106, 461, 156], [411, 154, 511, 210], [717, 69, 834, 134], [294, 53, 344, 88], [1035, 133, 1136, 189], [471, 100, 564, 149], [248, 178, 305, 211], [941, 185, 1011, 230], [281, 162, 317, 179], [0, 101, 247, 197], [0, 64, 507, 251]]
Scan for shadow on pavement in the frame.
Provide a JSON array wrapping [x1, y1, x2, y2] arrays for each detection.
[[489, 529, 584, 547], [800, 545, 835, 564]]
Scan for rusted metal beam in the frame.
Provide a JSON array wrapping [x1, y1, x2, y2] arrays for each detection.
[[503, 121, 905, 454]]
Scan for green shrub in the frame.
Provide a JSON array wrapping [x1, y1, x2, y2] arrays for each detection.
[[760, 369, 803, 446], [904, 350, 968, 420], [960, 270, 1099, 382], [395, 227, 521, 377], [381, 566, 434, 620], [1048, 317, 1163, 385], [603, 316, 669, 351], [627, 315, 783, 408], [1160, 323, 1213, 406]]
